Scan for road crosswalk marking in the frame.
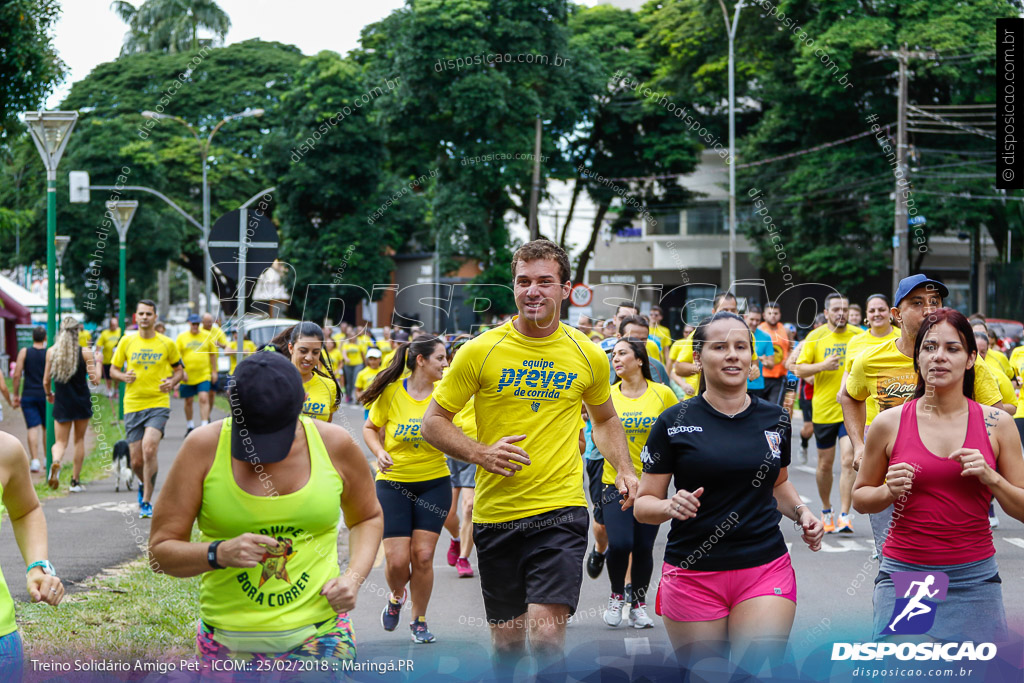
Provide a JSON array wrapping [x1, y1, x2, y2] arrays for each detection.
[[1004, 537, 1024, 550]]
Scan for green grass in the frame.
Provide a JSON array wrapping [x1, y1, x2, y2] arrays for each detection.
[[16, 557, 201, 660], [37, 390, 124, 501]]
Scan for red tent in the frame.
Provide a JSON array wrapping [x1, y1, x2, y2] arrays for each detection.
[[0, 284, 33, 362]]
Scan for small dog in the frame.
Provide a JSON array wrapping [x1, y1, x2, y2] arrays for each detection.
[[112, 439, 134, 492]]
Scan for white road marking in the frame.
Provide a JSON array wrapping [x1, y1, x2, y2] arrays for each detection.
[[57, 501, 134, 514], [819, 539, 870, 553], [1003, 537, 1024, 550], [800, 495, 811, 503], [624, 637, 651, 656]]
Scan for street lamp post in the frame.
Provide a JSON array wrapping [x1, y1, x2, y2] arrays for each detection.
[[24, 110, 78, 460], [718, 0, 745, 287], [106, 200, 139, 420], [140, 108, 265, 315], [54, 235, 70, 319]]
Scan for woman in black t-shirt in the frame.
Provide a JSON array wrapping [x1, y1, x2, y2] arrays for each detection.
[[635, 312, 823, 669]]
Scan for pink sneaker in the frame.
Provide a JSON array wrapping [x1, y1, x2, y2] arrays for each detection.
[[446, 539, 460, 567], [456, 557, 473, 578]]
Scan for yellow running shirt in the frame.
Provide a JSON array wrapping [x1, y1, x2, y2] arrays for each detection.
[[368, 379, 449, 483], [326, 347, 344, 377], [203, 324, 228, 348], [112, 333, 181, 413], [1009, 347, 1024, 419], [302, 373, 337, 422], [342, 342, 363, 366], [198, 416, 342, 632], [78, 329, 91, 347], [602, 380, 677, 485], [651, 324, 672, 355], [796, 324, 860, 425], [452, 395, 478, 441], [846, 337, 1003, 426], [227, 340, 256, 374], [176, 330, 218, 384], [987, 348, 1015, 381], [433, 318, 611, 523], [355, 366, 381, 394], [96, 328, 122, 365], [843, 328, 901, 373], [984, 354, 1017, 410], [670, 334, 700, 400]]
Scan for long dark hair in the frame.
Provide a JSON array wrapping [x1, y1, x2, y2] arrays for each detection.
[[270, 322, 341, 408], [361, 337, 445, 406], [692, 312, 753, 394], [913, 308, 976, 400], [611, 338, 652, 384]]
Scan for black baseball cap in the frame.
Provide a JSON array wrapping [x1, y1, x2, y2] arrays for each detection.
[[226, 352, 304, 464], [893, 274, 949, 307]]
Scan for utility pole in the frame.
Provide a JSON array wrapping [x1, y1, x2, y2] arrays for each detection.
[[868, 44, 938, 293], [718, 1, 744, 288], [529, 115, 542, 241]]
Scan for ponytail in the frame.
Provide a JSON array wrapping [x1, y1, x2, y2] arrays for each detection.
[[361, 337, 444, 406]]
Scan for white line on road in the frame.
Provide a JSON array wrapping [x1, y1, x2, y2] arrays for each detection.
[[793, 465, 817, 475], [624, 637, 651, 656], [1004, 537, 1024, 550], [819, 539, 871, 553]]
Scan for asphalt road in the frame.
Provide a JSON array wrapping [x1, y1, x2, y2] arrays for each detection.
[[2, 397, 1022, 681]]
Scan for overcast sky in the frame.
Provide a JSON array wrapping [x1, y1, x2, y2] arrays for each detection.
[[47, 0, 600, 107]]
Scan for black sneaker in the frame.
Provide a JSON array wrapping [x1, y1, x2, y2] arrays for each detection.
[[586, 550, 606, 579]]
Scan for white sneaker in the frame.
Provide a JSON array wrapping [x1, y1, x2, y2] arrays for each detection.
[[627, 603, 654, 629], [799, 445, 808, 464], [989, 514, 999, 529], [604, 594, 625, 627], [30, 459, 41, 473]]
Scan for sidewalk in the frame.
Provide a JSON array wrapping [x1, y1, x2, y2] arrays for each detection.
[[0, 397, 226, 600]]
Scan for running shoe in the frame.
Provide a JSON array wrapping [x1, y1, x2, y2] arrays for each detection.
[[822, 510, 836, 534], [624, 583, 633, 605], [627, 603, 654, 629], [455, 557, 473, 578], [586, 550, 606, 579], [837, 513, 853, 534], [447, 539, 461, 567], [604, 594, 625, 627], [30, 459, 41, 473], [990, 514, 1000, 529], [47, 463, 60, 490], [138, 484, 144, 507], [139, 502, 153, 519], [381, 589, 406, 631], [798, 444, 808, 464], [69, 478, 84, 493], [185, 426, 194, 437], [410, 617, 436, 644]]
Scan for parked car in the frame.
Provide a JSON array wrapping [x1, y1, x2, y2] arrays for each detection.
[[986, 318, 1023, 353], [215, 318, 300, 376]]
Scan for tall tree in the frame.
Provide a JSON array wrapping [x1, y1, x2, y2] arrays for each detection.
[[0, 0, 66, 137], [111, 0, 231, 55]]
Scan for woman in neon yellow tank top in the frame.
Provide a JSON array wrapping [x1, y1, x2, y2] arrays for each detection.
[[361, 337, 451, 644], [149, 353, 383, 676], [0, 432, 66, 681]]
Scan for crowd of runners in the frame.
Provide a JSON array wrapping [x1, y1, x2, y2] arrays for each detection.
[[0, 238, 1023, 679]]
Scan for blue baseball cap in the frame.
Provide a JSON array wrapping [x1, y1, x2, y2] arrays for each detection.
[[893, 274, 949, 307], [186, 314, 201, 323]]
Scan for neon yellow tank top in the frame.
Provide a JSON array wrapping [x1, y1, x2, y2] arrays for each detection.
[[198, 416, 343, 631], [0, 491, 15, 637]]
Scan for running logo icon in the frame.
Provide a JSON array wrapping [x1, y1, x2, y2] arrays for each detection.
[[764, 431, 782, 458], [531, 401, 540, 412], [882, 571, 949, 635]]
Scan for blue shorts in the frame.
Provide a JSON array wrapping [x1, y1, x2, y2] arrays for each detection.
[[21, 396, 46, 429], [179, 380, 211, 398]]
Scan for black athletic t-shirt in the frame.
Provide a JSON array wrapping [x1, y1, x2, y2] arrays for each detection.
[[641, 394, 791, 571]]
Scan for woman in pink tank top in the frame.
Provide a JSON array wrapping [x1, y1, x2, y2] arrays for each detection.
[[853, 309, 1024, 643]]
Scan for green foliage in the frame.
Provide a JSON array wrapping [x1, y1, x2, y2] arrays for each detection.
[[111, 0, 231, 55], [0, 0, 66, 137]]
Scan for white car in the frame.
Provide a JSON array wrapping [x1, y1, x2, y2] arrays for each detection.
[[216, 318, 301, 374]]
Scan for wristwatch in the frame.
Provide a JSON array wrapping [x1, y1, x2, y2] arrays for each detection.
[[26, 560, 56, 576], [207, 541, 224, 569]]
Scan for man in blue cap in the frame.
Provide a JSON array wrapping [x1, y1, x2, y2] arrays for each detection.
[[841, 274, 1005, 556], [176, 313, 219, 435]]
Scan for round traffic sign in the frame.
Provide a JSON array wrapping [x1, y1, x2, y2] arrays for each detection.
[[208, 209, 279, 282], [570, 283, 593, 307]]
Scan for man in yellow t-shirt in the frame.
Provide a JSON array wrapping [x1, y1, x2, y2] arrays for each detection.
[[110, 300, 184, 517], [176, 314, 218, 435], [977, 333, 1018, 412], [1009, 345, 1024, 442], [795, 293, 859, 534], [668, 293, 757, 400], [341, 335, 364, 404], [96, 316, 122, 416], [843, 275, 1004, 553], [648, 305, 672, 361], [225, 330, 256, 375], [421, 240, 634, 664]]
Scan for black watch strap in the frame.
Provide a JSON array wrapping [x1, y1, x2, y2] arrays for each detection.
[[207, 540, 224, 569]]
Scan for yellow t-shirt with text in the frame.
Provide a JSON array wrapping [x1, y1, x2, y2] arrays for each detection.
[[342, 342, 363, 366], [452, 395, 478, 441], [177, 330, 218, 385], [433, 318, 610, 523], [227, 340, 256, 374], [368, 379, 449, 483], [302, 373, 337, 422], [96, 328, 122, 365], [112, 333, 181, 413], [602, 380, 677, 485], [355, 365, 381, 393], [796, 324, 859, 424], [846, 337, 1002, 425], [670, 334, 700, 399], [1009, 346, 1024, 418], [78, 329, 91, 347], [984, 354, 1017, 409]]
